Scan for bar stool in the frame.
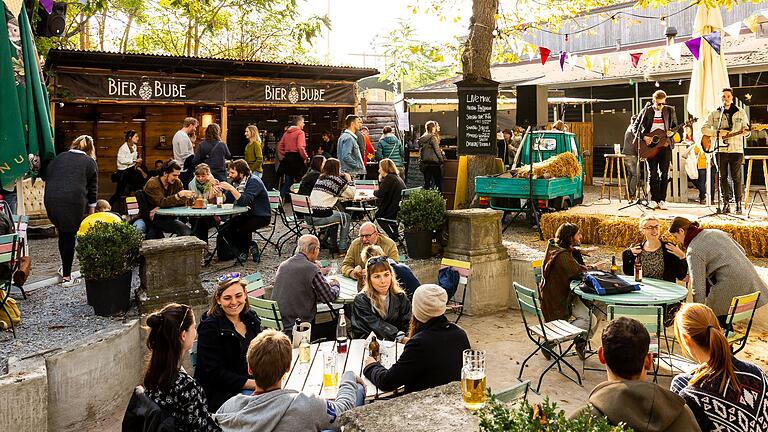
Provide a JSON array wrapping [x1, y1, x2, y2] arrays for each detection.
[[744, 155, 768, 216], [601, 154, 630, 202]]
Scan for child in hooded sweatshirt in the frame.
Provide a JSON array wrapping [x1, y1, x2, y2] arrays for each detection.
[[214, 329, 365, 432]]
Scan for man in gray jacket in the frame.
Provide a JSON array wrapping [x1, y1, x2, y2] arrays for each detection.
[[215, 329, 365, 431], [571, 317, 701, 432]]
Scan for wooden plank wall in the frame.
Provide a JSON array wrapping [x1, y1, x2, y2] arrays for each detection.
[[544, 122, 593, 186], [55, 104, 190, 199]]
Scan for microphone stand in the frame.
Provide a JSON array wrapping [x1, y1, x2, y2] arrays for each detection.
[[702, 106, 745, 220], [619, 102, 654, 212]]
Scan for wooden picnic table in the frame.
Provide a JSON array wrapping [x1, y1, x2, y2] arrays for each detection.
[[284, 338, 404, 400]]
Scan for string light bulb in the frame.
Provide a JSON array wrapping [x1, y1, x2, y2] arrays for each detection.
[[660, 16, 666, 26], [655, 81, 660, 87], [565, 34, 569, 43], [629, 78, 635, 86]]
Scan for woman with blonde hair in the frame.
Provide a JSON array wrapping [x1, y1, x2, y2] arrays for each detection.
[[244, 125, 263, 177], [671, 303, 768, 431], [374, 158, 405, 240], [44, 135, 98, 287], [350, 255, 411, 340]]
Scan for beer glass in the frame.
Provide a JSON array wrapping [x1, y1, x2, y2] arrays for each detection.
[[461, 349, 486, 410], [322, 350, 338, 396]]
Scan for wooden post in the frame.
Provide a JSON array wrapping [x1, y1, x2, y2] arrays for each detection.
[[221, 105, 228, 142]]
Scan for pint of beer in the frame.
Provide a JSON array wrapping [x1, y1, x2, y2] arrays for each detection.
[[461, 349, 486, 410], [322, 350, 338, 396]]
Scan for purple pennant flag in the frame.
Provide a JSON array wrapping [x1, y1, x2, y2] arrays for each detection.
[[559, 52, 568, 71], [685, 37, 702, 61], [40, 0, 54, 14], [702, 31, 721, 55]]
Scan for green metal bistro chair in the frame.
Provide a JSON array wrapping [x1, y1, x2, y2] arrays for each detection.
[[514, 282, 585, 393], [607, 305, 663, 381], [441, 258, 471, 324], [252, 191, 283, 261], [724, 291, 761, 355], [249, 297, 283, 331], [287, 193, 342, 254], [0, 233, 19, 337]]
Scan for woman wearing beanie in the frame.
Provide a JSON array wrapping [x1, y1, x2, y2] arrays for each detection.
[[363, 284, 471, 394]]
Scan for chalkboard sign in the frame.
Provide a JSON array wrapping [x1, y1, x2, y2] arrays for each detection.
[[457, 78, 499, 156]]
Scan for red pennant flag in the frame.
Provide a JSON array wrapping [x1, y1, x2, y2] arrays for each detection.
[[539, 47, 551, 65], [630, 52, 642, 68]]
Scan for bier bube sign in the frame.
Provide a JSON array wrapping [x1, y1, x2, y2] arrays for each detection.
[[456, 78, 499, 156]]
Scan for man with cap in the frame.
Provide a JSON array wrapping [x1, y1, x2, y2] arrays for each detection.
[[363, 284, 471, 395]]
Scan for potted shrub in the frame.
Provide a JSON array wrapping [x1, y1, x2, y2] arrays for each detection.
[[398, 188, 445, 259], [76, 220, 143, 316]]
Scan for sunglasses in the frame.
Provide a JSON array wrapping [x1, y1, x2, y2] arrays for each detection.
[[178, 306, 190, 332], [217, 272, 241, 286], [366, 256, 388, 266]]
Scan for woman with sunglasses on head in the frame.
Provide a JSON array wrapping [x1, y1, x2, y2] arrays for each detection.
[[671, 303, 768, 432], [622, 215, 688, 325], [130, 303, 221, 431], [350, 255, 411, 341], [195, 273, 262, 411]]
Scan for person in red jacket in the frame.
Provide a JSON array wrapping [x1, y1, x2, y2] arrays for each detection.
[[277, 115, 309, 198], [361, 126, 376, 162]]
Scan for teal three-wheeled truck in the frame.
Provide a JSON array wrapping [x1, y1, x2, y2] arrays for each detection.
[[475, 130, 585, 218]]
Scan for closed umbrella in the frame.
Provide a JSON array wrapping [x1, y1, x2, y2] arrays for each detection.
[[686, 4, 730, 206]]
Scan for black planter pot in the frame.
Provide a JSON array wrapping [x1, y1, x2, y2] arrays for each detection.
[[85, 271, 132, 316], [404, 230, 433, 259]]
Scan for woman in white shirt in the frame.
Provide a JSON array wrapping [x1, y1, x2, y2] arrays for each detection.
[[117, 130, 140, 171], [111, 130, 147, 204]]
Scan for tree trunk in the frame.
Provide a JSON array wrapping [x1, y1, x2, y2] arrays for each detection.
[[461, 0, 497, 81], [98, 8, 107, 51], [120, 14, 134, 52], [184, 17, 192, 56], [461, 0, 500, 207]]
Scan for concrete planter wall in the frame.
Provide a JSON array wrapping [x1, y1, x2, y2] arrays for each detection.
[[0, 320, 144, 432]]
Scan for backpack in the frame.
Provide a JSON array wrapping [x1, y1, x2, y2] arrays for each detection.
[[438, 266, 459, 300], [0, 296, 21, 328], [578, 270, 640, 296]]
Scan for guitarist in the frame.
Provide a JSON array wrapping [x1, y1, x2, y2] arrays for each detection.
[[632, 90, 678, 210], [702, 87, 750, 214]]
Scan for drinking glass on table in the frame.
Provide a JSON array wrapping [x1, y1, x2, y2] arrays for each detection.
[[322, 350, 338, 397], [327, 261, 339, 277], [461, 349, 486, 410]]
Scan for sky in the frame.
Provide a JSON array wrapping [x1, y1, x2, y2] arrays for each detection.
[[301, 0, 470, 68]]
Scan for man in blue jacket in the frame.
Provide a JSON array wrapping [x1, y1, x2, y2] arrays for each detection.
[[337, 115, 365, 177], [217, 159, 271, 261]]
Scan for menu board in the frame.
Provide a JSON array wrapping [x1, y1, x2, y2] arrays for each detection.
[[457, 78, 499, 156]]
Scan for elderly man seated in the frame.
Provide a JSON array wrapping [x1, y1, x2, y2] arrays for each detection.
[[272, 234, 340, 340], [341, 222, 399, 281]]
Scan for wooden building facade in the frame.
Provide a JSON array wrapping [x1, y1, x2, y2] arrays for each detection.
[[44, 49, 377, 197]]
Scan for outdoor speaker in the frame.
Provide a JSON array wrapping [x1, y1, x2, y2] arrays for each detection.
[[36, 2, 67, 37], [515, 84, 548, 128]]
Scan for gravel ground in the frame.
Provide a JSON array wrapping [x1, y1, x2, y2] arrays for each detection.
[[5, 184, 768, 363]]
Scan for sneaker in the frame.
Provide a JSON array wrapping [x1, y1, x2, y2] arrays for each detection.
[[61, 277, 81, 288], [734, 205, 743, 215], [721, 205, 731, 214], [657, 201, 667, 210], [648, 200, 658, 209]]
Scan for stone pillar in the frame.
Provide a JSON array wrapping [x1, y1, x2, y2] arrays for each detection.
[[138, 236, 209, 313], [444, 208, 511, 315]]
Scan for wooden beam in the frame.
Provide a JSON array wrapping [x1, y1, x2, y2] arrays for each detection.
[[221, 105, 228, 143]]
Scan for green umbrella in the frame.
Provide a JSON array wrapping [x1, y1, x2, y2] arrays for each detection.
[[0, 4, 55, 190]]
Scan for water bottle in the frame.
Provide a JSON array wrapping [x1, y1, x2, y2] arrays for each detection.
[[336, 310, 348, 354]]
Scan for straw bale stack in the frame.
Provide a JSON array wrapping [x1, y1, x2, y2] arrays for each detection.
[[514, 152, 581, 179], [540, 213, 768, 257]]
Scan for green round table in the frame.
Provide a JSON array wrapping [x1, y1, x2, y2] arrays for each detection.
[[155, 204, 248, 217], [571, 275, 688, 305]]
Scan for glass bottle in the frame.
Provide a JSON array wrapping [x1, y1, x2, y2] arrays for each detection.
[[336, 310, 348, 354], [610, 255, 618, 275], [368, 335, 380, 361], [299, 333, 311, 364], [634, 252, 643, 282]]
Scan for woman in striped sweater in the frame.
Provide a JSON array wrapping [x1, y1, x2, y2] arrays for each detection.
[[309, 158, 356, 253]]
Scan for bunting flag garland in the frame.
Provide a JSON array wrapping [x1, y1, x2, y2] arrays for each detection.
[[539, 46, 551, 65], [559, 51, 567, 71], [601, 55, 611, 75], [666, 43, 682, 63], [40, 0, 53, 14], [567, 53, 578, 69], [702, 31, 721, 55], [583, 55, 592, 72], [743, 15, 758, 33], [684, 37, 702, 60], [630, 52, 642, 68], [723, 22, 742, 40], [3, 0, 21, 17]]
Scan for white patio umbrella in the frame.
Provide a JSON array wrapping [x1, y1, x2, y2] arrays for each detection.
[[686, 3, 730, 206]]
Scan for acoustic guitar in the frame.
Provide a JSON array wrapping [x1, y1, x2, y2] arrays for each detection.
[[637, 117, 697, 160], [701, 127, 751, 152]]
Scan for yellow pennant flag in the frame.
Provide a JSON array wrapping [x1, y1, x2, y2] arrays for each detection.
[[744, 15, 759, 33], [647, 47, 662, 66], [602, 55, 612, 75], [584, 55, 592, 72]]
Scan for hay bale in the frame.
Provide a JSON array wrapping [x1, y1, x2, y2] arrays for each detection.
[[540, 212, 768, 258], [514, 152, 581, 179]]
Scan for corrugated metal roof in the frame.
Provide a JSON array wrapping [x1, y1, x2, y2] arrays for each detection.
[[44, 49, 379, 81]]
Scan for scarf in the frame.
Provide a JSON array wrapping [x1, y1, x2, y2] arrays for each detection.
[[723, 104, 738, 130], [683, 226, 704, 248], [235, 176, 248, 193]]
